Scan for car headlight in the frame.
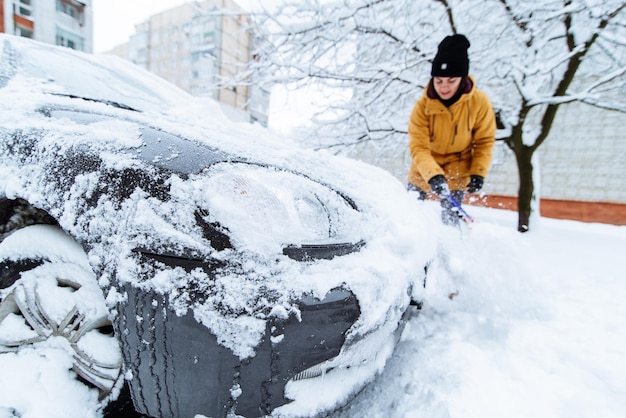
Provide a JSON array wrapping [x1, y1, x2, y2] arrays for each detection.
[[197, 163, 363, 254]]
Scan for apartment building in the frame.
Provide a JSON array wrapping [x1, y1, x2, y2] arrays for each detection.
[[106, 0, 269, 126], [0, 0, 92, 52]]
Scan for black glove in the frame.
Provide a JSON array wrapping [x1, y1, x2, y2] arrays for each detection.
[[467, 175, 484, 193], [428, 175, 449, 197]]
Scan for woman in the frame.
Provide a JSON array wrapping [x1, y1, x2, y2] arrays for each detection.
[[407, 34, 496, 225]]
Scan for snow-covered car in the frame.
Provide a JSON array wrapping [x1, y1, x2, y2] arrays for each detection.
[[0, 34, 430, 417]]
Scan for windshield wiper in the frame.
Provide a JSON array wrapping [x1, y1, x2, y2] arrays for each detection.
[[50, 93, 139, 112]]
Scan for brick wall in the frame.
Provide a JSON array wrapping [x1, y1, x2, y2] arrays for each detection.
[[0, 0, 4, 33], [468, 195, 626, 225]]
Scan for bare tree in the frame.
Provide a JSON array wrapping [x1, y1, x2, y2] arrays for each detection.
[[244, 0, 626, 232]]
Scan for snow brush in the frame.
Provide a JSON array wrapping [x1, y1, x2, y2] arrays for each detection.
[[445, 194, 475, 224]]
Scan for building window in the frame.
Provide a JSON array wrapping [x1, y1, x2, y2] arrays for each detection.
[[56, 0, 85, 24], [15, 0, 33, 17], [55, 27, 84, 51], [15, 26, 34, 39]]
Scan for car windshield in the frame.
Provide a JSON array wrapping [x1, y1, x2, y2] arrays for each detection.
[[0, 34, 191, 113]]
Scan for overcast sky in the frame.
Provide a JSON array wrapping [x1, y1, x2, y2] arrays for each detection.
[[92, 0, 185, 52], [92, 0, 262, 53]]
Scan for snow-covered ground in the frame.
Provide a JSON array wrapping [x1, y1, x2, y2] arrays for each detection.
[[1, 201, 624, 418], [335, 206, 626, 418]]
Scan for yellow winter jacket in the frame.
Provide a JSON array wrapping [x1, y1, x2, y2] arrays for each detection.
[[407, 75, 496, 192]]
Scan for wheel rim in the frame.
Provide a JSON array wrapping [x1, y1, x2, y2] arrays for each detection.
[[0, 273, 122, 399]]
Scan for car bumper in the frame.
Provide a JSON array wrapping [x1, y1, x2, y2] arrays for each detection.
[[115, 278, 360, 418]]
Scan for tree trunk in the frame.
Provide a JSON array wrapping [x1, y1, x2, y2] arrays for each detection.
[[515, 145, 535, 233]]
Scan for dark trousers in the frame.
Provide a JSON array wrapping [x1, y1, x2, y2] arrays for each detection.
[[407, 184, 465, 226]]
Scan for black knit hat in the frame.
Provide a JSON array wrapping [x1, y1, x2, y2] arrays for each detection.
[[431, 34, 470, 77]]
